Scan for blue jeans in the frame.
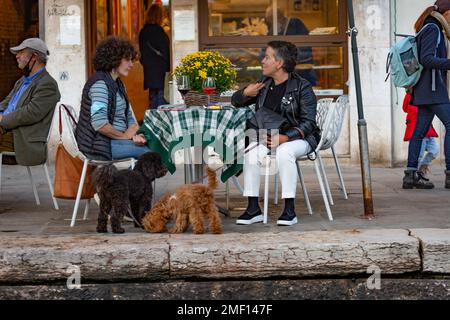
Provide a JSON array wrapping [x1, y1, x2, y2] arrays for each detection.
[[418, 137, 439, 167], [407, 103, 450, 170], [111, 140, 151, 160]]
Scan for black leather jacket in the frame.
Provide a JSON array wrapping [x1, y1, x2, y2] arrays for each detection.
[[231, 72, 320, 151]]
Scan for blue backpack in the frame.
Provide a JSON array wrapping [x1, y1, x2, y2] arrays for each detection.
[[386, 23, 441, 90]]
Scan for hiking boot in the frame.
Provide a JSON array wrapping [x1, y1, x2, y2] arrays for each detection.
[[402, 170, 434, 189], [236, 209, 263, 225], [445, 170, 450, 189], [419, 164, 432, 178], [277, 210, 298, 226]]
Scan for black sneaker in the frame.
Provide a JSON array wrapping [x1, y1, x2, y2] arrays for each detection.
[[277, 211, 298, 226], [236, 210, 263, 225]]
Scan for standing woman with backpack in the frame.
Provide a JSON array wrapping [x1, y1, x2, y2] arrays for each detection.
[[403, 0, 450, 189]]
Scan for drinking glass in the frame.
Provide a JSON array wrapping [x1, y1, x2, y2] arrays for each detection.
[[177, 75, 191, 105], [202, 77, 216, 106]]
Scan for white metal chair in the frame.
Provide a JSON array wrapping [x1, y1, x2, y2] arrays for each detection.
[[262, 98, 336, 222], [58, 105, 136, 227], [0, 118, 59, 210], [319, 95, 349, 201], [260, 149, 313, 224], [298, 96, 350, 207]]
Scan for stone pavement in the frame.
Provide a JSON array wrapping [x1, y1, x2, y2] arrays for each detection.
[[1, 163, 450, 284]]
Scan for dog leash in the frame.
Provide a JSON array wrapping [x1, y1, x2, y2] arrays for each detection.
[[126, 206, 144, 229]]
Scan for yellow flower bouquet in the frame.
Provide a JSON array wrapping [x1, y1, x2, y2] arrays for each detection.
[[174, 51, 237, 93]]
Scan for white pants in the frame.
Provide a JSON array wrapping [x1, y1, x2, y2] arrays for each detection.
[[243, 140, 312, 199]]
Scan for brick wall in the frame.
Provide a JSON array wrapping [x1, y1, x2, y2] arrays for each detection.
[[0, 0, 37, 99]]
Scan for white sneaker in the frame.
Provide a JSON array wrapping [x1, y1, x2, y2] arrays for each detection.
[[236, 210, 264, 225], [276, 211, 298, 226], [277, 217, 298, 226]]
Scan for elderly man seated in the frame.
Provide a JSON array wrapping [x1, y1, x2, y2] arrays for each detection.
[[0, 38, 60, 166]]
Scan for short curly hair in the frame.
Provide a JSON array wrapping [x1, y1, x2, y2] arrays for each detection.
[[93, 36, 137, 72], [267, 41, 298, 73]]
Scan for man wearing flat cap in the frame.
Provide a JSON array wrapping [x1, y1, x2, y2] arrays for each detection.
[[0, 38, 60, 166]]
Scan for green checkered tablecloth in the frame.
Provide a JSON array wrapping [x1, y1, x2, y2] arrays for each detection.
[[139, 107, 252, 182]]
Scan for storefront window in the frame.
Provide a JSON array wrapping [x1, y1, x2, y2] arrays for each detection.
[[200, 0, 347, 96], [208, 0, 339, 37], [207, 46, 344, 96]]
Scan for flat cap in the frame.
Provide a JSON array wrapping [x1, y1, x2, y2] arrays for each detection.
[[10, 38, 50, 55]]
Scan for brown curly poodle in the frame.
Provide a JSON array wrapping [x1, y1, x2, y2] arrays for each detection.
[[92, 152, 167, 234], [143, 168, 222, 234]]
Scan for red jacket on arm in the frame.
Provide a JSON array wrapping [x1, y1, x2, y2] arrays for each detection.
[[403, 93, 438, 141]]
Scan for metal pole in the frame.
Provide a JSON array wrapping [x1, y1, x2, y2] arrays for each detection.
[[347, 0, 374, 219]]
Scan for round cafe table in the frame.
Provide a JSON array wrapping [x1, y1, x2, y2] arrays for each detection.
[[139, 105, 253, 183]]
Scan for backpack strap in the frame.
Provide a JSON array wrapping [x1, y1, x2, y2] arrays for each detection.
[[385, 52, 392, 82], [417, 23, 441, 91]]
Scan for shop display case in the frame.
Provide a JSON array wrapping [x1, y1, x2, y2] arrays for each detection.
[[207, 0, 339, 37], [200, 0, 348, 97], [207, 46, 344, 96]]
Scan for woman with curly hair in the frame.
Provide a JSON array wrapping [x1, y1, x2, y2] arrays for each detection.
[[75, 36, 151, 161]]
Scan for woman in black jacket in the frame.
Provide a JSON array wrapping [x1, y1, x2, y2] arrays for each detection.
[[232, 41, 320, 226], [139, 4, 170, 109], [403, 0, 450, 189]]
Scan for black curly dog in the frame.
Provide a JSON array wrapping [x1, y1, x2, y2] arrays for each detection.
[[92, 152, 168, 234]]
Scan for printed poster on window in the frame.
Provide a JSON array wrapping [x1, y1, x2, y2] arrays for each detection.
[[60, 15, 81, 46], [173, 10, 196, 41]]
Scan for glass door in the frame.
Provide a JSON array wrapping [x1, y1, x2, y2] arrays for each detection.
[[87, 0, 171, 122]]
